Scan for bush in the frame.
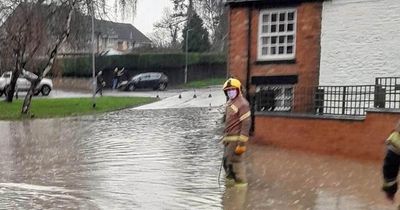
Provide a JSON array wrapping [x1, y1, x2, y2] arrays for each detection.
[[59, 53, 226, 77]]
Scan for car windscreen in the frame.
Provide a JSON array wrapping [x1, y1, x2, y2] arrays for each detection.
[[131, 74, 142, 80], [2, 73, 11, 78]]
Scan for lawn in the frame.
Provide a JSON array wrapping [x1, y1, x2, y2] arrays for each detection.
[[179, 78, 226, 89], [0, 96, 156, 120]]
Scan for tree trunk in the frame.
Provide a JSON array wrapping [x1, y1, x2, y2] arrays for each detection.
[[21, 79, 40, 114], [6, 57, 23, 102], [6, 70, 18, 102], [187, 0, 194, 20]]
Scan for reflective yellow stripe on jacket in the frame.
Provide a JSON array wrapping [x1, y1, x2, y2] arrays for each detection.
[[230, 104, 238, 113], [239, 111, 251, 121], [223, 135, 249, 142], [383, 180, 397, 187]]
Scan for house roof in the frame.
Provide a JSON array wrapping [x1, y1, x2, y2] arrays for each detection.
[[3, 3, 151, 44], [93, 19, 151, 43]]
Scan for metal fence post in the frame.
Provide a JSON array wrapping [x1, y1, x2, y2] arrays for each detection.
[[342, 86, 346, 115]]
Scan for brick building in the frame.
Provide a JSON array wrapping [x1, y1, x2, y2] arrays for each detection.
[[225, 0, 400, 160], [226, 0, 323, 113], [226, 0, 400, 110]]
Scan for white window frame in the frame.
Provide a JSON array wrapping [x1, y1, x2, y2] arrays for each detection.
[[258, 8, 297, 61]]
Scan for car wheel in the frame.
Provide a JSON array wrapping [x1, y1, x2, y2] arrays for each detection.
[[41, 85, 51, 96], [158, 83, 167, 91], [128, 84, 135, 91]]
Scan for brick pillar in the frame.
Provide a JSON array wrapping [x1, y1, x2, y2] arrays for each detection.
[[228, 6, 249, 87]]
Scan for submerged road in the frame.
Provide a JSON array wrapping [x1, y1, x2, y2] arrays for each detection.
[[0, 86, 395, 209]]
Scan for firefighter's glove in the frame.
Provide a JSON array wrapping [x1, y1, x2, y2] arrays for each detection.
[[235, 145, 246, 155]]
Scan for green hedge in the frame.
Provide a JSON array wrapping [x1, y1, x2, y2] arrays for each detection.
[[61, 56, 92, 77], [60, 53, 226, 77]]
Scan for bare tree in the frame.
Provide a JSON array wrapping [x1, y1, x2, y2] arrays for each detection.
[[148, 29, 171, 49], [172, 0, 195, 18], [0, 0, 137, 115], [170, 0, 197, 28], [0, 2, 49, 103], [197, 0, 227, 52], [21, 1, 75, 114], [152, 8, 184, 49]]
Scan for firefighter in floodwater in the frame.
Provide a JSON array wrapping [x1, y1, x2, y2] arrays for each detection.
[[222, 78, 251, 187], [382, 120, 400, 202]]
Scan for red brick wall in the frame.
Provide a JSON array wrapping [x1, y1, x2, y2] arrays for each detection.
[[253, 111, 400, 161], [228, 6, 249, 84], [228, 2, 322, 95]]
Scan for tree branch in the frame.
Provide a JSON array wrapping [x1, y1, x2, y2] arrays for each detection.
[[41, 2, 74, 79]]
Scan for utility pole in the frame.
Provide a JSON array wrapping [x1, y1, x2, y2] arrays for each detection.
[[185, 28, 193, 84], [91, 0, 96, 108]]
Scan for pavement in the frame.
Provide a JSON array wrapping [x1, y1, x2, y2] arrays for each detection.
[[9, 86, 227, 109], [134, 87, 226, 110]]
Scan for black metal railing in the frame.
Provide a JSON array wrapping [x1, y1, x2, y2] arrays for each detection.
[[376, 77, 400, 109], [308, 85, 376, 116], [255, 77, 400, 116]]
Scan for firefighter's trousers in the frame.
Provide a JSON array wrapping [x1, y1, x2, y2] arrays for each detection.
[[223, 141, 247, 183]]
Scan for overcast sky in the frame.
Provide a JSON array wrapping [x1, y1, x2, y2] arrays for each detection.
[[130, 0, 173, 35], [108, 0, 172, 35]]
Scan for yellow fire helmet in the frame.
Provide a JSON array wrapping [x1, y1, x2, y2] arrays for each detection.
[[223, 78, 242, 91]]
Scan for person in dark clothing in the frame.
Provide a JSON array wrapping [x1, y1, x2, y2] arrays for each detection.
[[96, 71, 105, 96], [112, 67, 126, 90], [112, 67, 118, 90], [382, 120, 400, 202]]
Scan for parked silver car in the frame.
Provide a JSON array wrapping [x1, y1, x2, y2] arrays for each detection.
[[0, 71, 53, 97]]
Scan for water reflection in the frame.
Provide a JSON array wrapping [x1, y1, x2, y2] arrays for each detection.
[[244, 146, 393, 210], [0, 108, 224, 209], [0, 107, 395, 209]]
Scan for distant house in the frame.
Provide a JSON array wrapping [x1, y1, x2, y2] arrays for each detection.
[[60, 18, 152, 56], [0, 3, 151, 56]]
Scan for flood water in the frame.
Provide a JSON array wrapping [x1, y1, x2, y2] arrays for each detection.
[[0, 107, 395, 209]]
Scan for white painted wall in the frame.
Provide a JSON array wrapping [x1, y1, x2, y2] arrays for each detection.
[[320, 0, 400, 85]]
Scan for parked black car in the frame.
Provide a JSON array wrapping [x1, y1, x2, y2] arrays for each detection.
[[120, 72, 168, 91]]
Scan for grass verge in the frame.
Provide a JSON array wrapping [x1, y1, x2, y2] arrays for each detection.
[[0, 96, 156, 120], [178, 78, 225, 89]]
